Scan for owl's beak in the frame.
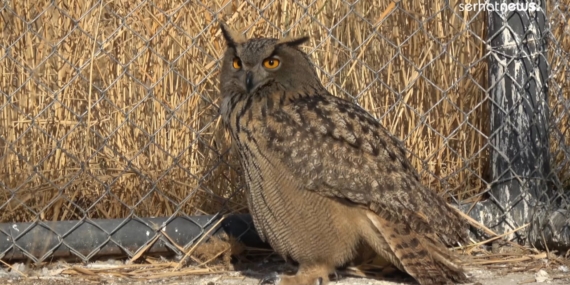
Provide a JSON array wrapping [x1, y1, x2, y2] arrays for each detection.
[[245, 71, 254, 93]]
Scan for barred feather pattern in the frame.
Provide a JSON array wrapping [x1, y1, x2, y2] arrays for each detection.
[[218, 25, 470, 285]]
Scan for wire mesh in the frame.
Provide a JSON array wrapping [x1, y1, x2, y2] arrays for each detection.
[[0, 0, 569, 263]]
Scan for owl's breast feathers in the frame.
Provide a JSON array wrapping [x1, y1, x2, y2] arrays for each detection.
[[222, 87, 468, 246]]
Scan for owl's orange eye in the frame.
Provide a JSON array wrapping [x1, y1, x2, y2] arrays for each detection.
[[232, 58, 242, 69], [262, 58, 280, 69]]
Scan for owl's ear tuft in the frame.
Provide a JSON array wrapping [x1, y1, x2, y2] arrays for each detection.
[[276, 36, 310, 47], [220, 22, 246, 47]]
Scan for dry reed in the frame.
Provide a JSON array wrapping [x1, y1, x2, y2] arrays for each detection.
[[0, 0, 568, 223]]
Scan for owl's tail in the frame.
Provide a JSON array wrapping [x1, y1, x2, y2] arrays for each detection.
[[362, 211, 469, 285]]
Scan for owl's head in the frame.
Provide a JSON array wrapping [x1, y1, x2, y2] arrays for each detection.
[[219, 22, 320, 96]]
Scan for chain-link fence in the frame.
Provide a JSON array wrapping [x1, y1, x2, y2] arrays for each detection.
[[1, 0, 569, 264]]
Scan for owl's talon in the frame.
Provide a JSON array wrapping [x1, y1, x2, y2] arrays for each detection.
[[259, 272, 280, 285]]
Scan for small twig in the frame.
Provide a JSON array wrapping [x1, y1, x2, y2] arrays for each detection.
[[374, 1, 399, 27], [451, 206, 535, 252], [129, 233, 161, 263], [0, 259, 28, 278], [161, 230, 187, 253], [470, 252, 546, 265], [162, 230, 203, 265], [70, 266, 98, 276], [541, 230, 550, 258], [450, 205, 498, 237], [173, 214, 228, 271], [460, 223, 530, 249], [85, 0, 104, 159]]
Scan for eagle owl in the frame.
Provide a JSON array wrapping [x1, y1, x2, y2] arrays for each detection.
[[218, 23, 469, 285]]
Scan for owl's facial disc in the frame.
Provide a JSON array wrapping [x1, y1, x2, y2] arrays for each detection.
[[219, 23, 312, 97]]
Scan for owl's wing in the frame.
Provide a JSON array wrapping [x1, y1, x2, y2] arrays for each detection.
[[260, 91, 467, 245]]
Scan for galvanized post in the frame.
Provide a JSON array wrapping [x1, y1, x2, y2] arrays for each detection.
[[484, 0, 550, 240]]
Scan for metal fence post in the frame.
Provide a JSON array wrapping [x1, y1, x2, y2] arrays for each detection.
[[486, 0, 550, 240]]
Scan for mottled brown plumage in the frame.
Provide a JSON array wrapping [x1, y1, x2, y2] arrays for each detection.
[[218, 22, 470, 285]]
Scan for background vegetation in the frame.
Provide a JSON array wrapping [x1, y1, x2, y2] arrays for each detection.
[[1, 0, 568, 223]]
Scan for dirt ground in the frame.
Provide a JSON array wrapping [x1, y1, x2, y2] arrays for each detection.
[[2, 241, 569, 285], [1, 264, 569, 285], [0, 271, 569, 285]]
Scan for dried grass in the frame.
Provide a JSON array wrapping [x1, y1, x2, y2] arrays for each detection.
[[0, 0, 569, 223]]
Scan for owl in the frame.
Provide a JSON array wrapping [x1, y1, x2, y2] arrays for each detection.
[[218, 22, 470, 285]]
